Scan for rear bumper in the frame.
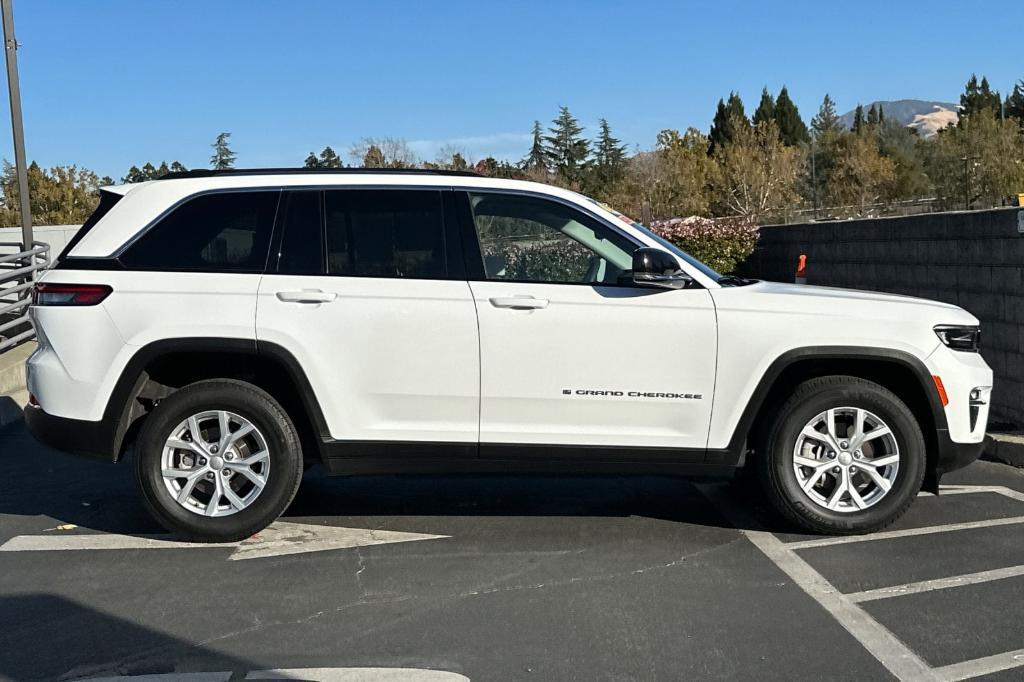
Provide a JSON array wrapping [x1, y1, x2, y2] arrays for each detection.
[[24, 404, 116, 460]]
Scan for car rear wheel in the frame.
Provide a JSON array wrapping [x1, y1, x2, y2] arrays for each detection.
[[135, 379, 304, 542], [757, 375, 926, 535]]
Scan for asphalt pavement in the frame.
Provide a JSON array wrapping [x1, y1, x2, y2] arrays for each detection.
[[2, 419, 1023, 682]]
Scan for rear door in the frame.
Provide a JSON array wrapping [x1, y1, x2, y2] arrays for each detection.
[[255, 188, 480, 452], [459, 190, 718, 458]]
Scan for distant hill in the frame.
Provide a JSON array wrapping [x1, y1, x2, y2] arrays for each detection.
[[838, 100, 958, 138]]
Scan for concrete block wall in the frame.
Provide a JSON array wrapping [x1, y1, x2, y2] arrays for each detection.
[[739, 207, 1024, 426]]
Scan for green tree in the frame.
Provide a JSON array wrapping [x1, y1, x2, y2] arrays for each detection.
[[710, 117, 801, 220], [210, 132, 236, 170], [811, 94, 843, 137], [319, 146, 341, 168], [304, 152, 321, 168], [851, 104, 865, 134], [926, 113, 1024, 209], [350, 138, 417, 168], [708, 92, 748, 154], [773, 86, 809, 146], [822, 131, 896, 216], [0, 161, 102, 226], [867, 104, 880, 128], [1005, 80, 1024, 123], [590, 118, 628, 193], [752, 87, 776, 126], [959, 74, 1001, 121], [877, 120, 929, 202], [120, 160, 187, 183], [544, 106, 590, 185], [522, 120, 548, 172]]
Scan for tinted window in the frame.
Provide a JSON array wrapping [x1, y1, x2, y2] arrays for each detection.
[[325, 190, 445, 278], [121, 191, 279, 272], [468, 192, 634, 284], [276, 191, 323, 275]]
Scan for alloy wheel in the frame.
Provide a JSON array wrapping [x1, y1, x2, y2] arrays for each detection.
[[792, 407, 900, 513], [160, 410, 270, 517]]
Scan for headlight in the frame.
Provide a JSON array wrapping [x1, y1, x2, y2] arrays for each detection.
[[934, 325, 981, 352]]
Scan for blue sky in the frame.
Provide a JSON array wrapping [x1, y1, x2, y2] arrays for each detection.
[[1, 0, 1021, 180]]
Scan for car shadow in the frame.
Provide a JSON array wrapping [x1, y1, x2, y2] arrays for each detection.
[[0, 594, 255, 681], [0, 420, 793, 538]]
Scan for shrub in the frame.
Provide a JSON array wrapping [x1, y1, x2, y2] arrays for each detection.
[[649, 216, 759, 274]]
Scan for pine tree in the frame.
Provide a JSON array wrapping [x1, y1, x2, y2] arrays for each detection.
[[319, 146, 341, 168], [522, 120, 548, 171], [878, 105, 885, 125], [304, 152, 321, 168], [1005, 80, 1024, 123], [708, 92, 748, 154], [867, 104, 880, 128], [773, 86, 809, 145], [811, 94, 843, 136], [210, 132, 236, 170], [752, 87, 776, 126], [960, 74, 1002, 120], [361, 144, 386, 168], [170, 161, 187, 174], [544, 106, 590, 184], [851, 104, 865, 134], [590, 118, 627, 193]]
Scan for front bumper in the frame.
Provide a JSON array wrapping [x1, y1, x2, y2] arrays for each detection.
[[936, 429, 986, 476], [25, 403, 117, 461]]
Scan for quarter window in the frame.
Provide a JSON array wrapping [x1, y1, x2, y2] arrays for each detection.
[[468, 192, 635, 284], [324, 189, 446, 278], [121, 191, 279, 272]]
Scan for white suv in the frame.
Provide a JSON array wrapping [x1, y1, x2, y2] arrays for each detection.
[[25, 169, 993, 541]]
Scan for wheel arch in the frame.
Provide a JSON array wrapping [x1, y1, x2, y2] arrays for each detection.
[[729, 347, 947, 493], [104, 338, 329, 464]]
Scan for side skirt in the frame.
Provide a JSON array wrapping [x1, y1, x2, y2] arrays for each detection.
[[321, 440, 741, 477]]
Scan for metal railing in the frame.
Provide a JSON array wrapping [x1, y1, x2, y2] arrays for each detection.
[[0, 241, 49, 353]]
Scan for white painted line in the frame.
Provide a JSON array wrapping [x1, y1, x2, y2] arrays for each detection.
[[848, 564, 1024, 603], [933, 647, 1024, 682], [0, 521, 448, 560], [247, 668, 469, 681], [783, 515, 1024, 551], [695, 484, 939, 681]]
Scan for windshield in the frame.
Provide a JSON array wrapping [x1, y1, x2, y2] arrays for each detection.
[[578, 195, 724, 282]]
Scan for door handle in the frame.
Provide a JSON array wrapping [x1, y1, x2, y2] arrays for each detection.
[[488, 296, 549, 310], [276, 290, 337, 304]]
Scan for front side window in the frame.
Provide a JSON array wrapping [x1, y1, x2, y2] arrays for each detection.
[[325, 189, 446, 278], [468, 192, 635, 285], [121, 191, 280, 272]]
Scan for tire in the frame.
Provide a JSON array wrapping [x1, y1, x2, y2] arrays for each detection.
[[757, 375, 926, 535], [135, 379, 304, 542]]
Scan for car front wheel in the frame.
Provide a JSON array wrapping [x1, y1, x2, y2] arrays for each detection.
[[758, 375, 926, 535]]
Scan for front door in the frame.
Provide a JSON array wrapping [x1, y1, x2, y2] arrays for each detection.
[[461, 191, 717, 458]]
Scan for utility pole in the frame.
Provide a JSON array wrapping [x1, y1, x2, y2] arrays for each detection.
[[2, 0, 32, 248]]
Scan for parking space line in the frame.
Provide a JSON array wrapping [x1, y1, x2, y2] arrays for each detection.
[[783, 515, 1024, 550], [695, 484, 939, 681], [932, 647, 1024, 682], [847, 564, 1024, 603]]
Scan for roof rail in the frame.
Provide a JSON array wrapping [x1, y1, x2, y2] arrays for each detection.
[[159, 167, 482, 180]]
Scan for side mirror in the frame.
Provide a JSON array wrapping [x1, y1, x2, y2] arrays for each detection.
[[632, 247, 692, 290]]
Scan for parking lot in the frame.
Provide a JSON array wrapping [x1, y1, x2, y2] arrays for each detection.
[[2, 419, 1024, 681]]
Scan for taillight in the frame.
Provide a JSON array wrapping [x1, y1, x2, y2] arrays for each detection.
[[32, 283, 112, 306]]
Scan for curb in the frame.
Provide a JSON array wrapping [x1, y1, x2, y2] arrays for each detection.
[[984, 433, 1024, 468], [0, 341, 34, 428]]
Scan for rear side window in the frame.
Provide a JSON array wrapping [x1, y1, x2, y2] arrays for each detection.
[[275, 190, 324, 275], [324, 189, 446, 278], [121, 191, 280, 272]]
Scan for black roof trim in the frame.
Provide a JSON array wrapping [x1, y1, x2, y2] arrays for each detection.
[[159, 167, 482, 180]]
